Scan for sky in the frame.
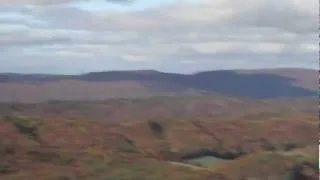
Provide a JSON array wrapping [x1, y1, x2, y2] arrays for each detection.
[[0, 0, 317, 74]]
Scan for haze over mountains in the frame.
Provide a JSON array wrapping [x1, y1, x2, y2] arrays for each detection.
[[0, 68, 316, 103]]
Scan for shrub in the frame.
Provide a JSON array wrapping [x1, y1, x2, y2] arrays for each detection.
[[0, 163, 10, 174], [4, 115, 41, 142], [148, 120, 164, 138], [117, 136, 138, 153]]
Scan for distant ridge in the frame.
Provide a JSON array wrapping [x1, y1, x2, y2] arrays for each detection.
[[235, 68, 316, 90], [0, 68, 316, 102]]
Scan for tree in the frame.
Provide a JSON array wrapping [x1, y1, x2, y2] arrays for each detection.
[[147, 120, 164, 138]]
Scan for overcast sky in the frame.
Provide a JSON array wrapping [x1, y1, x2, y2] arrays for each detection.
[[0, 0, 317, 74]]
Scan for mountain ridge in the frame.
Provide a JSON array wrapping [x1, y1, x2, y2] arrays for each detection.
[[0, 68, 316, 102]]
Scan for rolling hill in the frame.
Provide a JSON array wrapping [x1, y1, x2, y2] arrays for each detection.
[[0, 68, 316, 102], [0, 70, 316, 180], [0, 96, 317, 180]]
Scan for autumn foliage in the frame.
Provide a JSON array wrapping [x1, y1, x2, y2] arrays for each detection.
[[0, 96, 317, 180]]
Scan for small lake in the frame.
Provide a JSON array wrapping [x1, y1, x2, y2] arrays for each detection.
[[183, 156, 230, 167]]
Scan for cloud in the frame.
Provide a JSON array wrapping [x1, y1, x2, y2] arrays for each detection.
[[0, 0, 134, 5], [0, 0, 317, 74]]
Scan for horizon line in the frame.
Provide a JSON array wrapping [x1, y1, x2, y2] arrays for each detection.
[[0, 67, 317, 76]]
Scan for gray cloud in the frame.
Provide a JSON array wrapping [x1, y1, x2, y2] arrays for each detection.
[[0, 0, 134, 5], [0, 0, 317, 73]]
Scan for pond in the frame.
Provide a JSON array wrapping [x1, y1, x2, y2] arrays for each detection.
[[183, 156, 230, 167]]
